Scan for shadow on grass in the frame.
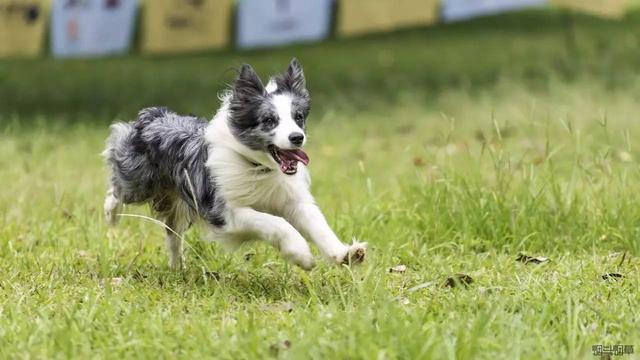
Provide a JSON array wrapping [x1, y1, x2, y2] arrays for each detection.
[[120, 262, 316, 301]]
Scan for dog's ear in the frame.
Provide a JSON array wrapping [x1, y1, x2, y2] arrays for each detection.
[[279, 58, 307, 95], [234, 64, 265, 100]]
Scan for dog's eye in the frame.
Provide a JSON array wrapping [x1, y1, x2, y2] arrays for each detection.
[[264, 116, 276, 126], [294, 112, 304, 123]]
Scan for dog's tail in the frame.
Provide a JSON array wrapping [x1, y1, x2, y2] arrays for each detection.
[[133, 107, 169, 131], [103, 122, 134, 226], [102, 107, 171, 225], [103, 122, 133, 156]]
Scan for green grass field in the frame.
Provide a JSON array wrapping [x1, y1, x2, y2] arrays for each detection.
[[1, 10, 640, 359]]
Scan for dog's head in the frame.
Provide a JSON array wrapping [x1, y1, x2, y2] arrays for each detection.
[[228, 58, 311, 175]]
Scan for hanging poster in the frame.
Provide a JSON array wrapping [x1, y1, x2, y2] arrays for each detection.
[[141, 0, 233, 54], [0, 0, 49, 57], [337, 0, 439, 37], [443, 0, 547, 22], [51, 0, 138, 57], [236, 0, 332, 49], [553, 0, 626, 18]]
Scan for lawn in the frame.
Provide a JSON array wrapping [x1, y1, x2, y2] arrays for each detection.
[[1, 10, 640, 359]]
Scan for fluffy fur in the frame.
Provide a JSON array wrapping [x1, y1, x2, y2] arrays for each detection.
[[103, 58, 366, 270]]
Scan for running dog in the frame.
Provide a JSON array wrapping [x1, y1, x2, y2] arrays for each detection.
[[103, 58, 366, 270]]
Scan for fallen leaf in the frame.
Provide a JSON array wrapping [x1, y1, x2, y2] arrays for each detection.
[[77, 250, 91, 259], [413, 157, 426, 167], [389, 264, 407, 273], [602, 273, 624, 281], [516, 253, 550, 264], [532, 156, 545, 166], [62, 209, 73, 220], [443, 274, 474, 288]]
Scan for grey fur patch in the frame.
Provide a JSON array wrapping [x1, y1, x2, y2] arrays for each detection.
[[274, 58, 309, 99], [104, 107, 226, 228]]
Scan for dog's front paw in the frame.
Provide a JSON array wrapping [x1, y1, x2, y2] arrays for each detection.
[[287, 252, 316, 271], [341, 240, 367, 265], [281, 241, 316, 271]]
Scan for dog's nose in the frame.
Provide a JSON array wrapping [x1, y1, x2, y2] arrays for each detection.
[[289, 132, 305, 147]]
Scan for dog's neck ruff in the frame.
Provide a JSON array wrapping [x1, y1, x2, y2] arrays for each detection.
[[205, 93, 278, 171], [248, 160, 273, 173]]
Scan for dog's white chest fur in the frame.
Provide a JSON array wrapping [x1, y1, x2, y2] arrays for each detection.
[[208, 146, 312, 213], [204, 110, 313, 215]]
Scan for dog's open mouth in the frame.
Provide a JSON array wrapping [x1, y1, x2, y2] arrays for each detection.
[[269, 145, 310, 175]]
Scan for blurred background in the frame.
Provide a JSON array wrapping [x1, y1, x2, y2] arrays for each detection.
[[1, 0, 639, 120]]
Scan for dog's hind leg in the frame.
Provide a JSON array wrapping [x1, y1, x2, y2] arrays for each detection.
[[157, 198, 192, 269], [104, 187, 122, 226], [165, 229, 184, 269]]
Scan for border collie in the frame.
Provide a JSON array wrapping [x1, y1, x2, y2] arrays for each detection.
[[103, 58, 366, 270]]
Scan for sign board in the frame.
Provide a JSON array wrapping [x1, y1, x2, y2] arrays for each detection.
[[553, 0, 626, 18], [141, 0, 233, 54], [0, 0, 49, 57], [337, 0, 439, 37], [51, 0, 138, 57], [443, 0, 547, 22], [236, 0, 332, 49]]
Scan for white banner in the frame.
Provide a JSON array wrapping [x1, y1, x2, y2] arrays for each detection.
[[51, 0, 138, 57], [443, 0, 547, 22], [237, 0, 332, 49]]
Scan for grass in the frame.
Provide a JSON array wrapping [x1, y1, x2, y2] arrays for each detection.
[[1, 9, 640, 359]]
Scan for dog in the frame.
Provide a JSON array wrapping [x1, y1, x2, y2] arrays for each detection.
[[103, 58, 366, 270]]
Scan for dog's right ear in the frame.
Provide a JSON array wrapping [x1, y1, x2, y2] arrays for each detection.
[[234, 64, 265, 100]]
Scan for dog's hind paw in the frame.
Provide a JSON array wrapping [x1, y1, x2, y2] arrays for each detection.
[[341, 239, 367, 265], [104, 190, 122, 226]]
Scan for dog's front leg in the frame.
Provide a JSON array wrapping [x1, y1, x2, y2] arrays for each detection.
[[286, 203, 366, 265], [227, 207, 315, 270]]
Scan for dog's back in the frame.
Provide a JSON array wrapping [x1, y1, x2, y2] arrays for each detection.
[[104, 107, 223, 225]]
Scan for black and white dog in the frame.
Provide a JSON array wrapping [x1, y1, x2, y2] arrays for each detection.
[[103, 58, 366, 270]]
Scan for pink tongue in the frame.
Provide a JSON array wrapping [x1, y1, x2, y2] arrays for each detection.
[[279, 149, 310, 166]]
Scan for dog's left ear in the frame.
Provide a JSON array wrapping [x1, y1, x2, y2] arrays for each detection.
[[281, 58, 307, 95]]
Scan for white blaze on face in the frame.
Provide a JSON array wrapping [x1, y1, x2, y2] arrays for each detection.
[[265, 79, 278, 94], [271, 94, 305, 149]]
